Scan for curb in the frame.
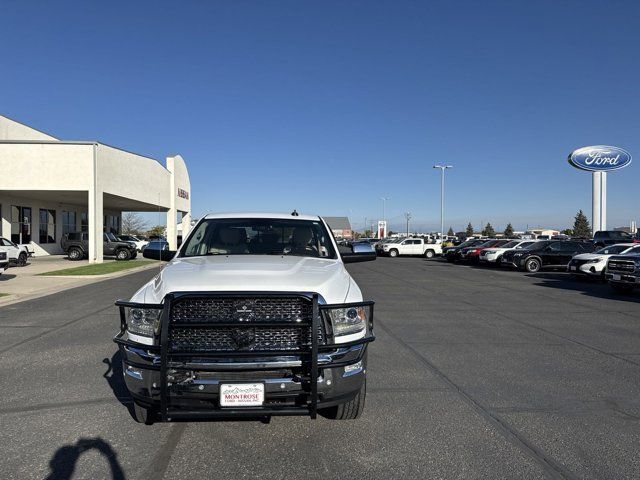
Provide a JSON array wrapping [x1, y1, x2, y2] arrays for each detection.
[[0, 262, 162, 307]]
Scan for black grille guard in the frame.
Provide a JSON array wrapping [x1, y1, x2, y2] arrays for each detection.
[[114, 292, 375, 420]]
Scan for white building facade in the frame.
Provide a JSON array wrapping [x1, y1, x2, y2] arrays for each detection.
[[0, 115, 191, 262]]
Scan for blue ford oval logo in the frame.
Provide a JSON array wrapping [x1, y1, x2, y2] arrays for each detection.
[[568, 145, 632, 172]]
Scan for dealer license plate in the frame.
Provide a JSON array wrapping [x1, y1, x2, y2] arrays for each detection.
[[613, 274, 621, 281], [220, 383, 264, 407]]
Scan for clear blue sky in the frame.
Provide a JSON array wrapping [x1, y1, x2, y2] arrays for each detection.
[[2, 0, 639, 233]]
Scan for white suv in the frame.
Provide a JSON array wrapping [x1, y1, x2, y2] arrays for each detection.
[[114, 212, 376, 423], [568, 243, 640, 278], [0, 237, 31, 266]]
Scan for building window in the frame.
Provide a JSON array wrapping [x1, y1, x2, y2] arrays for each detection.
[[104, 215, 120, 235], [39, 209, 56, 244], [80, 212, 88, 232], [62, 211, 76, 234], [11, 206, 32, 244]]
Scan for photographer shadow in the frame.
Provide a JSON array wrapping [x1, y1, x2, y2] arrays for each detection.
[[44, 437, 125, 480]]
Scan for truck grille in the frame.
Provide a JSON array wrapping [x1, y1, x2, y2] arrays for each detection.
[[169, 325, 324, 352], [171, 297, 313, 323], [168, 295, 324, 352], [607, 260, 635, 273]]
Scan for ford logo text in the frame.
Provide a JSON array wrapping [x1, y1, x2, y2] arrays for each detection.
[[568, 145, 632, 172]]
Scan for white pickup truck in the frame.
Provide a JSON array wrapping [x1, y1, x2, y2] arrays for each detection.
[[381, 238, 442, 258]]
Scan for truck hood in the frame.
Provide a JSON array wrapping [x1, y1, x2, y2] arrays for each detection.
[[132, 255, 359, 305]]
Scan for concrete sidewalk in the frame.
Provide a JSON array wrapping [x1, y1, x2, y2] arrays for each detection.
[[0, 255, 160, 306]]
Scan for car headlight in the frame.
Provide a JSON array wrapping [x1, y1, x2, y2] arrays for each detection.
[[323, 303, 372, 338], [585, 258, 602, 264], [127, 307, 162, 337], [485, 250, 496, 254]]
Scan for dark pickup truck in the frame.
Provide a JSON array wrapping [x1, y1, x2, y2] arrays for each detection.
[[605, 254, 640, 293], [61, 232, 138, 261]]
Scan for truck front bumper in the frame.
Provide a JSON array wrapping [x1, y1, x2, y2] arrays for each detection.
[[114, 293, 374, 420]]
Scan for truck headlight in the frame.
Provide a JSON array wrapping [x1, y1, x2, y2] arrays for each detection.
[[323, 304, 371, 338], [127, 308, 162, 337]]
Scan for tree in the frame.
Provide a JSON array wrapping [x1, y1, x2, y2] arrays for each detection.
[[482, 222, 496, 237], [572, 210, 591, 238], [122, 212, 148, 234], [503, 223, 514, 238], [465, 223, 474, 237], [146, 225, 166, 238], [447, 227, 454, 236]]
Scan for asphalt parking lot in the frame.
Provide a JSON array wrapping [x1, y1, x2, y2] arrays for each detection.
[[1, 258, 639, 479]]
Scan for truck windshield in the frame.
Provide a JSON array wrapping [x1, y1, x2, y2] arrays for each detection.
[[181, 218, 338, 259]]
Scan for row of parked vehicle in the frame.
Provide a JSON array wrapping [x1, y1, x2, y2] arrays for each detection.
[[60, 232, 168, 261], [441, 231, 640, 294]]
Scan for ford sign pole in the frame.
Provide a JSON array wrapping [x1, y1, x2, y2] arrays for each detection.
[[433, 165, 452, 243], [568, 146, 632, 236]]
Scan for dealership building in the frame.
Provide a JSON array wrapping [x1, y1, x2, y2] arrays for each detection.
[[0, 115, 191, 262]]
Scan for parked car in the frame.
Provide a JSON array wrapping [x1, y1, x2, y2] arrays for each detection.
[[568, 243, 640, 279], [115, 212, 376, 423], [140, 240, 171, 259], [605, 253, 640, 293], [0, 251, 8, 275], [118, 234, 149, 252], [593, 230, 633, 248], [443, 239, 489, 263], [458, 239, 510, 263], [381, 237, 442, 258], [0, 237, 31, 266], [61, 232, 138, 261], [479, 239, 538, 265], [503, 240, 594, 273]]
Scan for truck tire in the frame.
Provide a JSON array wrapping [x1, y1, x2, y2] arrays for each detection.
[[18, 252, 28, 266], [524, 257, 541, 273], [132, 402, 155, 425], [610, 283, 634, 294], [115, 249, 130, 261], [388, 249, 399, 258], [68, 247, 83, 261], [424, 249, 435, 259], [322, 381, 366, 420]]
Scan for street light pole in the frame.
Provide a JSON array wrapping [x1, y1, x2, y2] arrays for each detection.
[[433, 165, 453, 242], [404, 212, 412, 237]]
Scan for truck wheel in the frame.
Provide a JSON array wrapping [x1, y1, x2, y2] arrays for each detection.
[[524, 257, 541, 273], [388, 249, 399, 258], [424, 249, 435, 259], [115, 249, 130, 261], [132, 402, 155, 425], [68, 247, 83, 261], [18, 252, 28, 266], [610, 283, 634, 294], [322, 381, 366, 420]]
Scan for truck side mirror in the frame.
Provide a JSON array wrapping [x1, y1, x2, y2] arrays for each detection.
[[143, 249, 176, 261], [342, 243, 376, 264]]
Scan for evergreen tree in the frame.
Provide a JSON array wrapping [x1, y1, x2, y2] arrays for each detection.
[[465, 222, 474, 237], [572, 210, 591, 238], [503, 223, 514, 238], [482, 222, 496, 237], [447, 227, 454, 237]]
